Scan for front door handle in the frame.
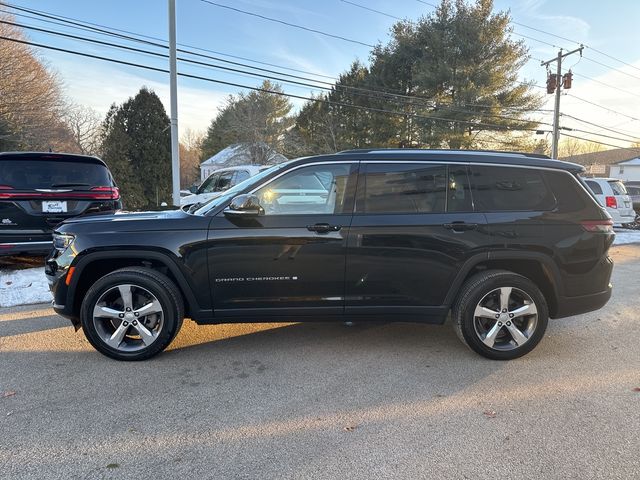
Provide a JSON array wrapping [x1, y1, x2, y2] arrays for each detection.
[[443, 222, 478, 232], [307, 223, 341, 233]]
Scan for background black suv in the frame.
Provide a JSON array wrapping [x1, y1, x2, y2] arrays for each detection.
[[0, 152, 121, 256], [46, 149, 614, 361]]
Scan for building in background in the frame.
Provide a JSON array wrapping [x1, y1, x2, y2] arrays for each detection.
[[561, 148, 639, 178], [200, 142, 287, 181]]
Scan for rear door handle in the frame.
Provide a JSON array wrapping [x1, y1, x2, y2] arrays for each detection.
[[443, 222, 478, 232], [307, 223, 341, 233]]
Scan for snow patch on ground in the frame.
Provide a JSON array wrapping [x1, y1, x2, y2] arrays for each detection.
[[0, 267, 52, 308], [613, 230, 640, 245], [0, 230, 639, 308]]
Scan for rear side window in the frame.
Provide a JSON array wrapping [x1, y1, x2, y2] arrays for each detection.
[[585, 180, 603, 195], [608, 180, 627, 195], [0, 160, 113, 189], [469, 166, 556, 212], [217, 171, 234, 191], [361, 163, 447, 214]]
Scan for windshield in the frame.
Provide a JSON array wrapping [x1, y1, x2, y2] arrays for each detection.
[[192, 161, 294, 216]]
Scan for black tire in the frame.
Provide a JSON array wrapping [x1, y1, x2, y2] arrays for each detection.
[[452, 270, 549, 360], [80, 267, 184, 361]]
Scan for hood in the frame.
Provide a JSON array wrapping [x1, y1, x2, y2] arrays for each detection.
[[56, 208, 210, 234]]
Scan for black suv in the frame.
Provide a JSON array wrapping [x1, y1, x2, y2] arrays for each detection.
[[46, 150, 614, 361], [0, 152, 121, 256]]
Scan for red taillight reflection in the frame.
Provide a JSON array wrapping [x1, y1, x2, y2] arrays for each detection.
[[0, 185, 14, 190], [0, 186, 119, 200], [581, 219, 614, 233], [605, 196, 617, 209], [90, 186, 120, 200]]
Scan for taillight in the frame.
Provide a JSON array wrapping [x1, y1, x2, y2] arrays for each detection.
[[605, 196, 617, 209], [581, 219, 614, 233], [90, 186, 120, 200]]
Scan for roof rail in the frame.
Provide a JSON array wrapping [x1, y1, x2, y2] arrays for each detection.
[[336, 148, 550, 159]]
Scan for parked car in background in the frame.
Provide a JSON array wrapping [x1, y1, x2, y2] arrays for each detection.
[[180, 165, 267, 207], [624, 183, 640, 213], [47, 149, 614, 361], [583, 178, 635, 226], [0, 152, 121, 256]]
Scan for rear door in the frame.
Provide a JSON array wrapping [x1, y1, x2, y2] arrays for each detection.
[[345, 161, 488, 320]]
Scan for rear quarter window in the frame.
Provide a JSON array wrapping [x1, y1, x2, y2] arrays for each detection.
[[585, 180, 603, 195], [468, 166, 556, 212], [608, 181, 627, 195]]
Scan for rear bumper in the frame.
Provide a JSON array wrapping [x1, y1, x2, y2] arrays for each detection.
[[554, 284, 612, 318], [0, 240, 52, 256]]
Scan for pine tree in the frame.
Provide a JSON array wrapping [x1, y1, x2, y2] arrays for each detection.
[[99, 88, 171, 210]]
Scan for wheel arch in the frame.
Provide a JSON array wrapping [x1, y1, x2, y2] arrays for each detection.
[[445, 251, 562, 318], [67, 250, 203, 321]]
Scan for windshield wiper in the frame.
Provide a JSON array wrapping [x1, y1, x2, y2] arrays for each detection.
[[50, 183, 91, 188]]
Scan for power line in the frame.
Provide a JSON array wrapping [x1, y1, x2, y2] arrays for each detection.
[[564, 94, 640, 122], [198, 0, 375, 48], [0, 34, 549, 134], [340, 0, 402, 20], [0, 10, 553, 120], [560, 132, 640, 152], [561, 113, 639, 142], [582, 56, 640, 82], [0, 2, 553, 112]]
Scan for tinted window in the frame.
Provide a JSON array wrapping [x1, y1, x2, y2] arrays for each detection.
[[608, 180, 627, 195], [199, 173, 220, 194], [0, 160, 112, 189], [217, 171, 234, 191], [585, 180, 603, 195], [234, 170, 250, 184], [469, 166, 556, 212], [362, 163, 447, 214], [255, 163, 351, 215], [545, 171, 588, 212]]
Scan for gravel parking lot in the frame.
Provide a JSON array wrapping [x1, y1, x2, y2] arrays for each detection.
[[1, 245, 639, 479]]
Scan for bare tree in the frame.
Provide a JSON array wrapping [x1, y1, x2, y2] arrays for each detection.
[[179, 128, 204, 188], [0, 13, 72, 151], [62, 103, 102, 155]]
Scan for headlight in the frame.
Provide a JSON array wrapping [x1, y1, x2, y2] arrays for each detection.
[[53, 233, 75, 252]]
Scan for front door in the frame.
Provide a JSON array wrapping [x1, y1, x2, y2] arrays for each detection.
[[207, 161, 358, 318], [345, 161, 488, 321]]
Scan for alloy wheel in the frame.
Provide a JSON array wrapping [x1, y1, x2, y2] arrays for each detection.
[[92, 284, 165, 352], [472, 286, 538, 351]]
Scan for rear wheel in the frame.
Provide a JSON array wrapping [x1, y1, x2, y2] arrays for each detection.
[[453, 270, 548, 360], [80, 267, 184, 361]]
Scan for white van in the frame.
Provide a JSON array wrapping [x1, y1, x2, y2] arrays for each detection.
[[584, 178, 635, 226]]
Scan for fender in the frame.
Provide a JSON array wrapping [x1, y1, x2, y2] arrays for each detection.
[[67, 249, 213, 322], [442, 250, 562, 308]]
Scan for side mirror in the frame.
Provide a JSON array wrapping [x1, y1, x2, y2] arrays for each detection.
[[224, 194, 264, 217]]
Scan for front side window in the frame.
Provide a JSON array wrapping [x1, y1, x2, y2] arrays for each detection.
[[469, 166, 556, 212], [199, 173, 220, 194], [217, 171, 234, 191], [254, 163, 351, 215]]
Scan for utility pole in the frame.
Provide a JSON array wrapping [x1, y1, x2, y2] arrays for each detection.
[[541, 45, 583, 158], [168, 0, 180, 206]]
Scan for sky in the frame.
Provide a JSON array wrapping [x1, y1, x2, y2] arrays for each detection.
[[3, 0, 640, 148]]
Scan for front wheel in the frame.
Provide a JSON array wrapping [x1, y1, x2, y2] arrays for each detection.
[[80, 267, 184, 361], [453, 270, 549, 360]]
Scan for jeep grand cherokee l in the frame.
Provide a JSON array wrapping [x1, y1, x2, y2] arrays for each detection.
[[0, 152, 121, 255], [45, 149, 614, 361]]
